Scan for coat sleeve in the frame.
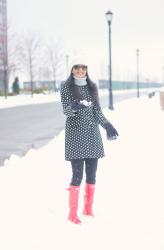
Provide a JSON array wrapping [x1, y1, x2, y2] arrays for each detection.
[[60, 83, 77, 117], [93, 104, 109, 128]]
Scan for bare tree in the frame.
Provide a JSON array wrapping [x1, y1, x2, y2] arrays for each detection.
[[18, 31, 42, 96], [3, 19, 23, 96], [8, 32, 22, 84], [38, 66, 51, 82], [44, 38, 65, 91]]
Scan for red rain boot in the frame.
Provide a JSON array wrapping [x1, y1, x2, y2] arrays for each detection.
[[68, 185, 81, 224], [83, 184, 95, 216]]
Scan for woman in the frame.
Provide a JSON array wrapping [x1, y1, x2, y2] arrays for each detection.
[[60, 64, 118, 224]]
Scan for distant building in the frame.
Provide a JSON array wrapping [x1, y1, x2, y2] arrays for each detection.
[[0, 0, 8, 94]]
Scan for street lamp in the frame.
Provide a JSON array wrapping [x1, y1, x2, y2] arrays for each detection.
[[162, 66, 164, 86], [66, 55, 69, 78], [136, 49, 140, 98], [105, 10, 114, 110]]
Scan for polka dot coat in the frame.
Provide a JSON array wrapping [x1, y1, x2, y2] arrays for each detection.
[[60, 83, 109, 161]]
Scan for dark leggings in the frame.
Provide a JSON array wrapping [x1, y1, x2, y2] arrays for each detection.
[[70, 158, 98, 186]]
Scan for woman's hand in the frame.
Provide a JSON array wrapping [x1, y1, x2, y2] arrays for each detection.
[[104, 122, 119, 140], [71, 100, 87, 112]]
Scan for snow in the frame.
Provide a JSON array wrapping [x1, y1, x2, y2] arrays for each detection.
[[0, 91, 164, 250], [0, 88, 153, 109], [0, 93, 61, 109]]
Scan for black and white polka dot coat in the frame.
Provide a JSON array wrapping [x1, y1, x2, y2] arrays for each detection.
[[60, 82, 109, 161]]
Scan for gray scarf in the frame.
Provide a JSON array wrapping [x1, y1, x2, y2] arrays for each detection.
[[73, 76, 87, 86]]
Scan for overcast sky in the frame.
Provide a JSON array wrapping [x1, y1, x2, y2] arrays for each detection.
[[7, 0, 164, 82]]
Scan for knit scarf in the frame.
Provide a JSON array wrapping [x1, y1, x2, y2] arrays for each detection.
[[73, 76, 87, 86]]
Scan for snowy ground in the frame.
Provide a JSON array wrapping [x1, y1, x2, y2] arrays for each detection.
[[0, 92, 164, 250], [0, 92, 61, 109], [0, 88, 150, 109]]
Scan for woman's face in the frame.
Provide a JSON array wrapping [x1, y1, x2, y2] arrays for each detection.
[[72, 64, 87, 78]]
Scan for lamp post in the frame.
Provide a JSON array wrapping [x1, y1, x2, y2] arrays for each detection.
[[66, 55, 69, 78], [105, 10, 114, 110], [136, 49, 140, 98], [162, 66, 164, 86]]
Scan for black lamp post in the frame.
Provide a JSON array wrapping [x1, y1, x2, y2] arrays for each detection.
[[66, 55, 69, 78], [105, 10, 114, 110], [136, 49, 140, 98], [162, 66, 164, 86]]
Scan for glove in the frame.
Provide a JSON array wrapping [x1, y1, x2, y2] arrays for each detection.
[[104, 122, 119, 140], [71, 100, 87, 112]]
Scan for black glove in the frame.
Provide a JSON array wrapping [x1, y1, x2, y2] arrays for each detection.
[[104, 122, 119, 140], [71, 100, 86, 112]]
